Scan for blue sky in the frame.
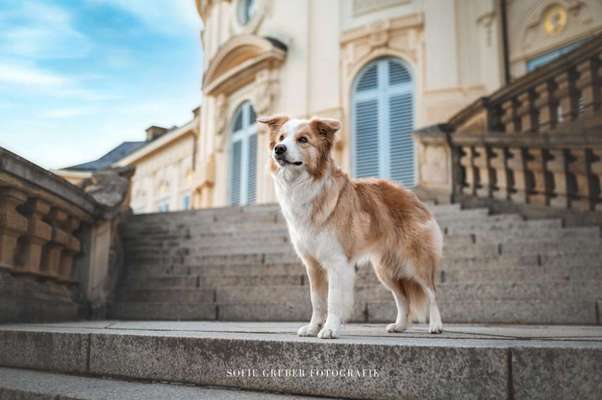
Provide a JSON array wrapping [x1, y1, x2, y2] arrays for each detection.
[[0, 0, 203, 169]]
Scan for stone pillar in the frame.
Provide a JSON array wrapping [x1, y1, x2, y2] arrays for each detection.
[[42, 208, 69, 277], [17, 198, 52, 274], [412, 125, 454, 202], [491, 147, 510, 200], [575, 58, 598, 118], [526, 148, 549, 206], [547, 149, 570, 208], [507, 147, 528, 203], [0, 188, 28, 268]]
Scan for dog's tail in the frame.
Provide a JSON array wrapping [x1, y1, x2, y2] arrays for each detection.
[[399, 278, 429, 323]]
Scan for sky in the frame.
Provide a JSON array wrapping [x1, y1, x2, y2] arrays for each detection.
[[0, 0, 203, 169]]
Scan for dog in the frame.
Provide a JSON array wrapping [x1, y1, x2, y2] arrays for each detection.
[[258, 115, 444, 339]]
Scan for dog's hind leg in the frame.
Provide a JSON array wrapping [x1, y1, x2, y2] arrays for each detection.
[[297, 256, 328, 337], [416, 278, 443, 334], [372, 258, 409, 333]]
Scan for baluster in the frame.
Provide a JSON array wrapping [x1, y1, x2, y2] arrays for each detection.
[[575, 57, 600, 118], [517, 89, 539, 133], [526, 148, 550, 206], [554, 68, 580, 127], [501, 98, 520, 133], [459, 146, 479, 195], [535, 80, 558, 130], [568, 149, 595, 211], [0, 188, 28, 268], [491, 147, 510, 200], [17, 198, 52, 274], [592, 147, 602, 211], [59, 216, 81, 281], [547, 148, 570, 208], [41, 209, 69, 278], [474, 145, 493, 198], [507, 147, 528, 203]]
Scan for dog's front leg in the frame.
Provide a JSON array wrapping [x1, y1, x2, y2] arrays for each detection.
[[318, 260, 355, 339], [297, 256, 327, 337]]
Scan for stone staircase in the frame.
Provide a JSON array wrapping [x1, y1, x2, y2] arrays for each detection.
[[2, 203, 602, 400], [110, 203, 602, 325]]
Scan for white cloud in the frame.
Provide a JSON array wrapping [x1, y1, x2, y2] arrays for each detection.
[[41, 107, 98, 119], [0, 63, 67, 87]]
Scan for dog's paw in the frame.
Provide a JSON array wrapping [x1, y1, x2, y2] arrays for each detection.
[[297, 323, 321, 337], [429, 322, 443, 334], [386, 323, 407, 333], [317, 326, 338, 339]]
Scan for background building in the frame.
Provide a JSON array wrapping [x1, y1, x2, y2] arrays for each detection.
[[57, 108, 200, 214], [191, 0, 602, 208]]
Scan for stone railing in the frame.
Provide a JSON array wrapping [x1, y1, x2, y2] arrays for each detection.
[[414, 34, 602, 214], [0, 147, 130, 322]]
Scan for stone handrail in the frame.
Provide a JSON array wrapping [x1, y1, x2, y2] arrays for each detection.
[[414, 34, 602, 213], [0, 147, 103, 283]]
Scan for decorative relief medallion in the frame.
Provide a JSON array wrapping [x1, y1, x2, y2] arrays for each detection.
[[543, 4, 568, 34]]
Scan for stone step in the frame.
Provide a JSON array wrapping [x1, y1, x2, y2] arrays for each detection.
[[122, 228, 599, 258], [121, 273, 306, 291], [366, 299, 600, 324], [0, 367, 326, 400], [122, 208, 497, 238], [0, 322, 600, 400], [120, 259, 602, 294], [123, 235, 599, 262], [211, 282, 601, 307]]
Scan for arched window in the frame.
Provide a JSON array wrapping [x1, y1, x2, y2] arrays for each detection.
[[230, 101, 257, 205], [351, 57, 415, 186]]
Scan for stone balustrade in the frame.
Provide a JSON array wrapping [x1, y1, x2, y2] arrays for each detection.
[[0, 173, 93, 285], [0, 146, 130, 322], [414, 34, 602, 214]]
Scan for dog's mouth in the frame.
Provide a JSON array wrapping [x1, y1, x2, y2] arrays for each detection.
[[276, 157, 303, 167]]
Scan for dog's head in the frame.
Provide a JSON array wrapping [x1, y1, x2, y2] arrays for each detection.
[[257, 115, 341, 178]]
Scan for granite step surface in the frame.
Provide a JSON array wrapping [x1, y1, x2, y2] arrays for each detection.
[[0, 321, 600, 400]]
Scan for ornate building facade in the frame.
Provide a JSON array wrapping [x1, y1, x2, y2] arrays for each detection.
[[190, 0, 602, 209]]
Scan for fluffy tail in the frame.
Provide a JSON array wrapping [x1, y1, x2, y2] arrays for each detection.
[[399, 278, 429, 323]]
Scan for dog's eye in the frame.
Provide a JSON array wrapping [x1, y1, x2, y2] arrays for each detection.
[[279, 135, 285, 141], [298, 137, 308, 144]]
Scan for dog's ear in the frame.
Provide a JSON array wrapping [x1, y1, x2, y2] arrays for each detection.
[[257, 115, 289, 130], [309, 117, 341, 139]]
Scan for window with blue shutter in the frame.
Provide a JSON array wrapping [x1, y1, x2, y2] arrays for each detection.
[[230, 101, 258, 205], [352, 58, 415, 187]]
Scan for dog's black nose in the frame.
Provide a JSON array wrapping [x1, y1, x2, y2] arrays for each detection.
[[274, 144, 287, 155]]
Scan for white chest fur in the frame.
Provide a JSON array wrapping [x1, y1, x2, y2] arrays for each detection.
[[273, 172, 345, 266]]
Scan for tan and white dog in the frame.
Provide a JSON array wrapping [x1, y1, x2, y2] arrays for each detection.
[[258, 115, 443, 339]]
